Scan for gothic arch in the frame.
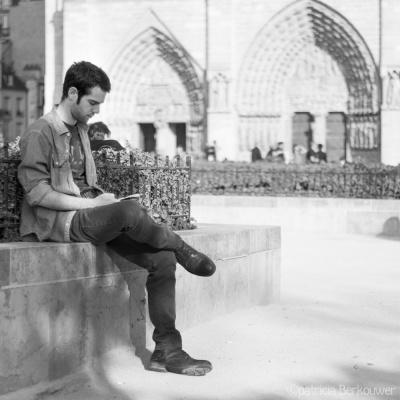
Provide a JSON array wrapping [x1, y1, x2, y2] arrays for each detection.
[[236, 0, 380, 154], [104, 27, 204, 152]]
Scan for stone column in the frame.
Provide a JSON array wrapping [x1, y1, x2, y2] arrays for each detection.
[[313, 113, 327, 149]]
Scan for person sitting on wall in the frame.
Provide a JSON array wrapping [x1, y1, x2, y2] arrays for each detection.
[[315, 144, 328, 163], [292, 144, 307, 165], [88, 121, 124, 151], [251, 145, 263, 162], [267, 142, 286, 163], [17, 61, 216, 376], [306, 142, 318, 164]]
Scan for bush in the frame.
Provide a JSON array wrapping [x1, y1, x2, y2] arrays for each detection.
[[191, 160, 400, 198], [0, 139, 195, 243]]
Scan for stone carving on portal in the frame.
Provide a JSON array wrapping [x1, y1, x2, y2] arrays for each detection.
[[287, 44, 348, 113], [236, 0, 380, 154], [382, 69, 400, 110], [349, 114, 379, 149], [135, 59, 190, 123], [209, 73, 230, 111]]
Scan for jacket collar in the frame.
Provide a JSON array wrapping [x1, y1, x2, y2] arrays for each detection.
[[47, 105, 88, 135]]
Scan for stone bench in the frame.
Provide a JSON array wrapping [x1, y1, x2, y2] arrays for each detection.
[[0, 224, 281, 396]]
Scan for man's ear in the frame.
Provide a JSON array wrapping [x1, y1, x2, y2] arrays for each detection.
[[68, 87, 79, 102]]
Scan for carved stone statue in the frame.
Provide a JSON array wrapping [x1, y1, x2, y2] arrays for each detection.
[[385, 70, 400, 109], [209, 73, 229, 111]]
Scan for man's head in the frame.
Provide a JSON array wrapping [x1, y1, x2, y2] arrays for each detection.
[[318, 144, 323, 151], [88, 121, 111, 141], [61, 61, 111, 124]]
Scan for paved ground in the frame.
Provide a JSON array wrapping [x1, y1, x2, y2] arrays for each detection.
[[3, 230, 400, 400]]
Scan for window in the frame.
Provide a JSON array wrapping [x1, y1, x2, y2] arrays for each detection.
[[38, 83, 44, 107], [4, 97, 10, 114], [16, 97, 23, 116], [0, 14, 9, 30], [16, 122, 23, 137]]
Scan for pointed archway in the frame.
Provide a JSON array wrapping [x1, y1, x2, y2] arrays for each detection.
[[237, 0, 380, 161], [104, 27, 204, 154]]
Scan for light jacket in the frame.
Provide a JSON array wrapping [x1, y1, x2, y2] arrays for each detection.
[[18, 106, 103, 242]]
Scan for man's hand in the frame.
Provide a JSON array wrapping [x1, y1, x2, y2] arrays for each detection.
[[91, 193, 120, 207]]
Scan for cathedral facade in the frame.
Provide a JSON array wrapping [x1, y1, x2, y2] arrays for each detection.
[[45, 0, 400, 164]]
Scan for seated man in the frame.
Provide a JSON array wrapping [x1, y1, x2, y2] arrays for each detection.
[[17, 61, 215, 376]]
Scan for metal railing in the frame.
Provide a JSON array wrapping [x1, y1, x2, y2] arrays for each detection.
[[191, 167, 400, 199], [1, 144, 192, 242], [0, 145, 22, 241]]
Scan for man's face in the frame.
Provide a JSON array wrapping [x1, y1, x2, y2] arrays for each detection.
[[92, 131, 105, 140], [70, 86, 107, 125]]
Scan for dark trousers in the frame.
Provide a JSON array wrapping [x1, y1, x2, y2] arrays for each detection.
[[69, 200, 183, 350]]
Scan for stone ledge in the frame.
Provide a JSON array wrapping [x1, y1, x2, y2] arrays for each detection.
[[0, 224, 280, 396], [192, 195, 400, 236]]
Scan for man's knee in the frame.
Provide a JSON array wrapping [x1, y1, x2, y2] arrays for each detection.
[[114, 200, 148, 224]]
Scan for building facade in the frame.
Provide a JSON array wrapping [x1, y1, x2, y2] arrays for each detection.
[[0, 0, 44, 144], [1, 70, 27, 142], [46, 0, 400, 164]]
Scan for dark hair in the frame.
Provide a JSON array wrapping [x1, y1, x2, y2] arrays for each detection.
[[88, 121, 111, 139], [61, 61, 111, 103]]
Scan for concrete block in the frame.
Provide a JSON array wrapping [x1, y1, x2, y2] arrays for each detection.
[[248, 250, 281, 306], [221, 256, 251, 314]]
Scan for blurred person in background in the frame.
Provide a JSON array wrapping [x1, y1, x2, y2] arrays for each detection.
[[292, 144, 307, 165], [88, 121, 124, 151], [251, 145, 262, 162], [315, 143, 327, 164]]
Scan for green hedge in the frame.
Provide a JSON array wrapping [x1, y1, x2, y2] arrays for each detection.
[[0, 140, 195, 243], [191, 160, 400, 198]]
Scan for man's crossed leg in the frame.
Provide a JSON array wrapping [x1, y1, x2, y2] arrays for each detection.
[[69, 199, 216, 376]]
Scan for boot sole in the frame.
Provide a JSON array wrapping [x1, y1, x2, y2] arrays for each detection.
[[166, 366, 212, 376], [148, 364, 168, 373]]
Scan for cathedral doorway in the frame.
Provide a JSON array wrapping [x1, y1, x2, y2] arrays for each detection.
[[237, 0, 380, 163], [104, 28, 204, 157], [139, 122, 187, 155], [326, 112, 346, 163], [139, 123, 156, 153], [292, 112, 313, 151], [170, 123, 187, 152]]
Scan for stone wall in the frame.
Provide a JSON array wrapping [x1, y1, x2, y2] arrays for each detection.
[[191, 195, 400, 237], [0, 224, 280, 396]]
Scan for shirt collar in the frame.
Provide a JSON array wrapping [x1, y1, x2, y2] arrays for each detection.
[[50, 105, 88, 135]]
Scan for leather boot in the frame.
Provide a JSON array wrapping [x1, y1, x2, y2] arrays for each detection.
[[174, 241, 216, 277], [165, 348, 212, 376], [148, 349, 167, 373]]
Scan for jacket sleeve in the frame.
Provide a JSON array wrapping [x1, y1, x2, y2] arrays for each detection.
[[18, 129, 54, 206]]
